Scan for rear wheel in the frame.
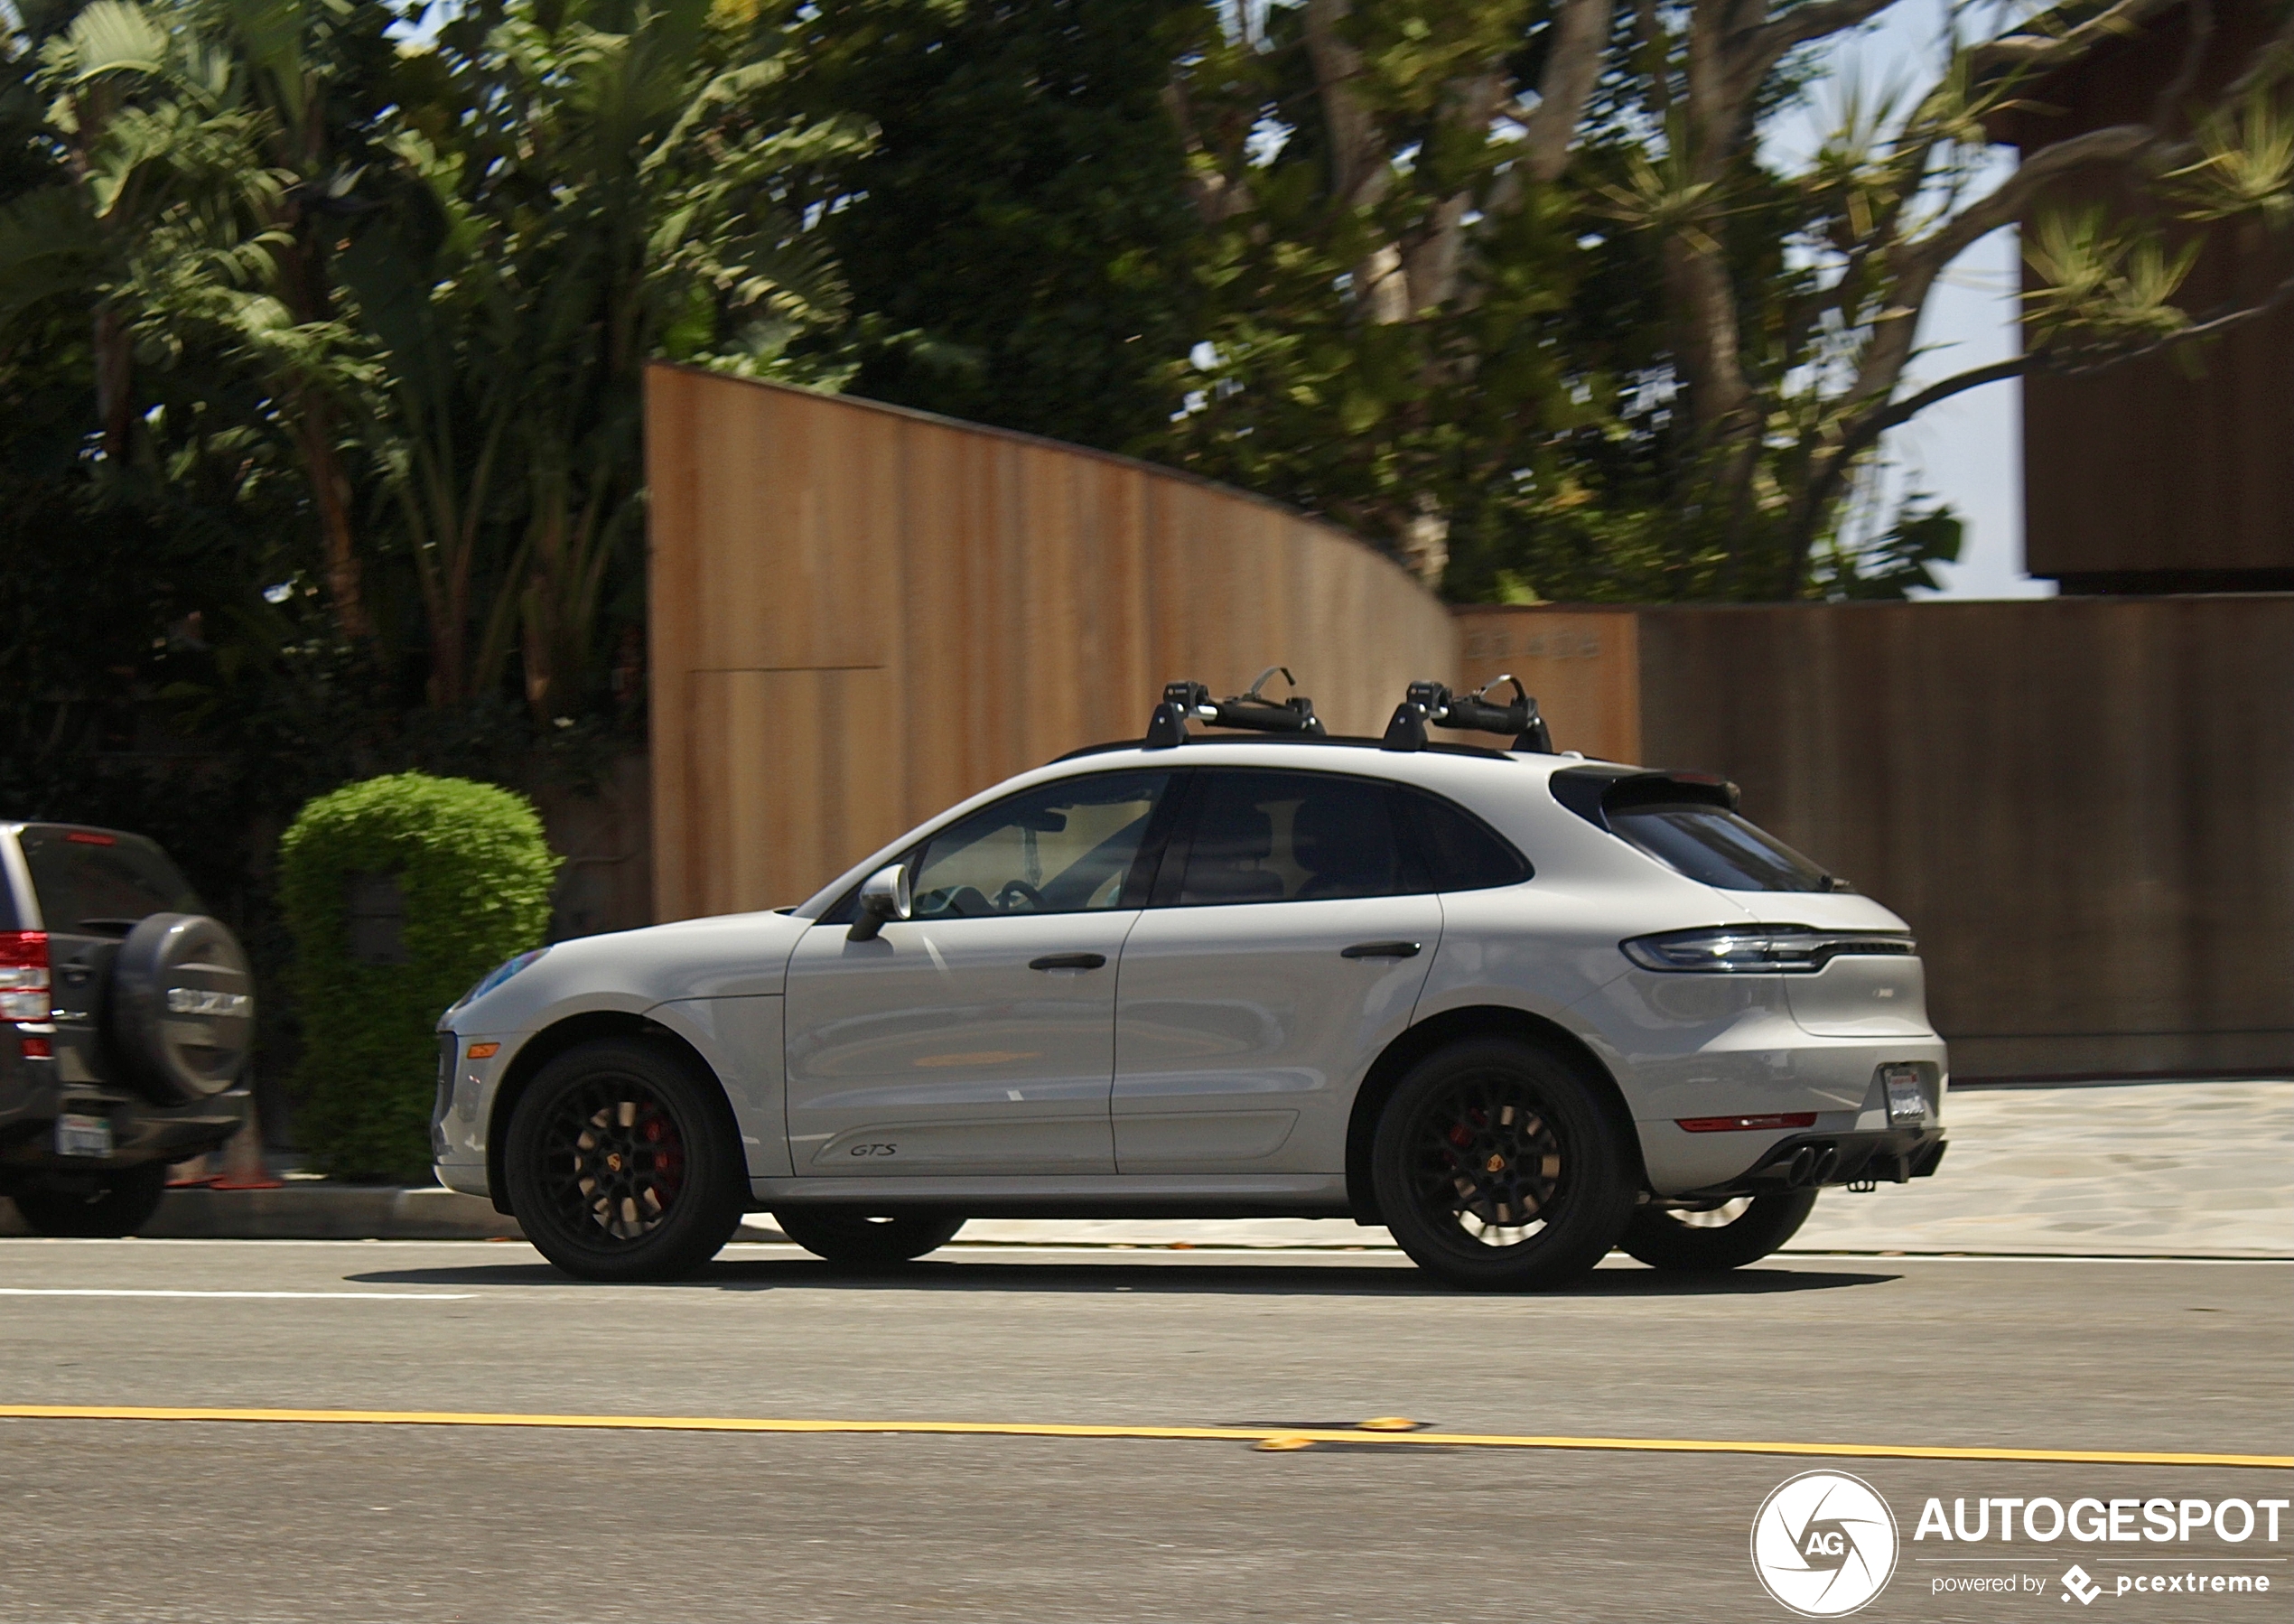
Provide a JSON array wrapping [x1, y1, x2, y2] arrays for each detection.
[[12, 1162, 170, 1237], [1370, 1038, 1636, 1292], [1619, 1190, 1817, 1272], [773, 1209, 966, 1269], [505, 1038, 746, 1282]]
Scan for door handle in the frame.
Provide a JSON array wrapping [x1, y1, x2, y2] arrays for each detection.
[[1340, 940, 1422, 959], [1028, 952, 1107, 971]]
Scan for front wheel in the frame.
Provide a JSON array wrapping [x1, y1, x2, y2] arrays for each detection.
[[773, 1209, 966, 1269], [12, 1162, 170, 1237], [1619, 1190, 1818, 1272], [505, 1038, 747, 1282], [1371, 1038, 1637, 1292]]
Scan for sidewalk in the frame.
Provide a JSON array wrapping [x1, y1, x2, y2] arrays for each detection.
[[853, 1078, 2294, 1259], [5, 1079, 2288, 1255]]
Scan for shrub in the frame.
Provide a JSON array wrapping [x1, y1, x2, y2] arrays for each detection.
[[279, 772, 560, 1181]]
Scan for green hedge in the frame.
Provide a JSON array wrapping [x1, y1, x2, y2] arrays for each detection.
[[279, 772, 560, 1181]]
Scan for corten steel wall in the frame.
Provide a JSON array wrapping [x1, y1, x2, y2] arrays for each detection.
[[646, 364, 1459, 920], [1635, 597, 2294, 1081]]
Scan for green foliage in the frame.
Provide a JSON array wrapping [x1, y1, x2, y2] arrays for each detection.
[[785, 0, 1201, 449], [278, 772, 559, 1181]]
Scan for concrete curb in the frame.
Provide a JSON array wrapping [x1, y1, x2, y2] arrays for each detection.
[[0, 1186, 524, 1241]]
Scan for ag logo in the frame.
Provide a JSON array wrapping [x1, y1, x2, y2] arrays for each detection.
[[1750, 1470, 1899, 1617]]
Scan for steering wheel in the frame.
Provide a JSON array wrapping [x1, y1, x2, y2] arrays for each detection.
[[993, 879, 1047, 913]]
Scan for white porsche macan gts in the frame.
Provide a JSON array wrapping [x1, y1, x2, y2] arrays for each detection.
[[435, 674, 1946, 1289]]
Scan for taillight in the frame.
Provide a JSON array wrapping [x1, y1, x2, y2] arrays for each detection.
[[1620, 925, 1915, 974], [0, 931, 51, 1021], [1676, 1113, 1818, 1133]]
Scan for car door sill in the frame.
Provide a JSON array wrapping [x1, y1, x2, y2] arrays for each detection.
[[751, 1172, 1350, 1217]]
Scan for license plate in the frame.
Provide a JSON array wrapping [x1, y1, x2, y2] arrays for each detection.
[[1882, 1068, 1927, 1125], [55, 1113, 114, 1158]]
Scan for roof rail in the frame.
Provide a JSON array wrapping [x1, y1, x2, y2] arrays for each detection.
[[1143, 667, 1327, 749], [1381, 675, 1553, 753]]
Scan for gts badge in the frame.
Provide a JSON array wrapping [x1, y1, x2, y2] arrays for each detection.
[[849, 1143, 898, 1158]]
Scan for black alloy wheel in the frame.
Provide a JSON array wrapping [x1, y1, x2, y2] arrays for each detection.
[[11, 1162, 169, 1237], [772, 1209, 967, 1270], [1618, 1190, 1818, 1272], [1371, 1037, 1636, 1291], [505, 1038, 745, 1282]]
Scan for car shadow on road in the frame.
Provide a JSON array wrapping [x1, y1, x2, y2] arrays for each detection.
[[345, 1255, 1900, 1298]]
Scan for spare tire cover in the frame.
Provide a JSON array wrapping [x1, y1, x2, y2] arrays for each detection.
[[110, 913, 256, 1102]]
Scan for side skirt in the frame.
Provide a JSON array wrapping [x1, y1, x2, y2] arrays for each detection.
[[749, 1172, 1353, 1220]]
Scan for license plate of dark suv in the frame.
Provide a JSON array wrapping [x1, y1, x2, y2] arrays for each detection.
[[54, 1113, 114, 1157]]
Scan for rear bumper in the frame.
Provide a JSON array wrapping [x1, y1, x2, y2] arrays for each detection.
[[1730, 1125, 1947, 1195], [0, 1072, 243, 1181]]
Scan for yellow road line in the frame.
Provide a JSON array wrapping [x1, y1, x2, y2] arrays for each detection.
[[1, 1404, 2287, 1470]]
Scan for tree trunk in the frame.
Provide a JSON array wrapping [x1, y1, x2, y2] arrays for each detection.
[[291, 389, 372, 647], [92, 304, 135, 463]]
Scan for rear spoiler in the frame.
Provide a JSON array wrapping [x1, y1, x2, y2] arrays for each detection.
[[1548, 765, 1739, 831]]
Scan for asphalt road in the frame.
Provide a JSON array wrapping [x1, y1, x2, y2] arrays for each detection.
[[1, 1239, 2287, 1623]]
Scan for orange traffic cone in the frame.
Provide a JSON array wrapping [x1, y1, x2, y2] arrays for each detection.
[[209, 1100, 283, 1190]]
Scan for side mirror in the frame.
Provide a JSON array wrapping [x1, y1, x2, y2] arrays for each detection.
[[846, 863, 912, 942]]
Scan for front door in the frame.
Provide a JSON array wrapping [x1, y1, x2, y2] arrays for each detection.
[[783, 770, 1172, 1177], [1114, 769, 1440, 1174]]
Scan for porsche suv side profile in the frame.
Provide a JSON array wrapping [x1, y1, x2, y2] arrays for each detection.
[[435, 685, 1945, 1289]]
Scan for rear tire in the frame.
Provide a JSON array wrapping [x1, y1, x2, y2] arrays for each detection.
[[773, 1209, 966, 1269], [1620, 1190, 1817, 1272], [1371, 1038, 1636, 1291], [505, 1038, 747, 1283], [12, 1162, 170, 1237]]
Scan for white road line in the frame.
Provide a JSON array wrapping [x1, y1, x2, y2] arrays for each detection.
[[0, 1288, 474, 1300]]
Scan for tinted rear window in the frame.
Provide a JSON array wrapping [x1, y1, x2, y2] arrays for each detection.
[[1176, 770, 1406, 904], [18, 826, 201, 931], [1608, 804, 1832, 893], [1397, 789, 1531, 891]]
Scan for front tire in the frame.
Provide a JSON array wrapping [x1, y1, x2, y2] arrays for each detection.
[[12, 1162, 170, 1237], [1619, 1190, 1817, 1272], [505, 1038, 746, 1282], [773, 1209, 965, 1269], [1371, 1038, 1636, 1291]]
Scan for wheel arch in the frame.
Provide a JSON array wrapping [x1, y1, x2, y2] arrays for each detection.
[[1343, 1004, 1646, 1224], [484, 1011, 730, 1215]]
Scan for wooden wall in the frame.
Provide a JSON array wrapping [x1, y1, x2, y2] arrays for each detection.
[[645, 367, 2289, 1082], [1991, 6, 2294, 585], [1452, 606, 1641, 764], [646, 365, 1459, 919], [1636, 597, 2294, 1081]]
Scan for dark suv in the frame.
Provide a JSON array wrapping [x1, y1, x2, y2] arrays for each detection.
[[1, 823, 255, 1235]]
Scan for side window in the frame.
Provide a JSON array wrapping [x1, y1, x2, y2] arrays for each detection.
[[1176, 770, 1405, 905], [1398, 789, 1532, 891], [909, 772, 1170, 919]]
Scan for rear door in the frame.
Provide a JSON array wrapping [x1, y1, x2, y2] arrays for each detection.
[[1111, 769, 1440, 1175]]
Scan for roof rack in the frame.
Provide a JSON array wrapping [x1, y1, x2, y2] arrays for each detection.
[[1143, 667, 1327, 749], [1381, 675, 1553, 753]]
